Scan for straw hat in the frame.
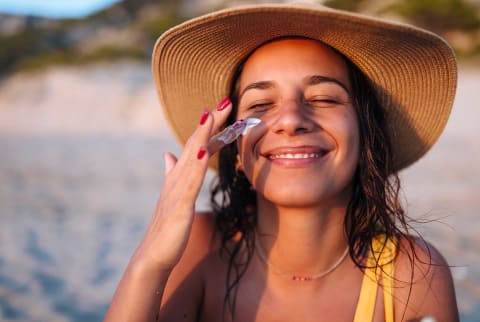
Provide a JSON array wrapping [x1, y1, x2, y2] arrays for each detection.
[[152, 3, 457, 171]]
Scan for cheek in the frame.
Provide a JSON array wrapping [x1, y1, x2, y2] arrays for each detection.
[[236, 137, 255, 175], [343, 113, 360, 167], [346, 114, 360, 152], [235, 134, 268, 187], [235, 122, 268, 171], [330, 110, 360, 165]]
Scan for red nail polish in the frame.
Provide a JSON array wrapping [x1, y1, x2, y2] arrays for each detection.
[[216, 97, 231, 111], [199, 110, 209, 125], [197, 147, 206, 160]]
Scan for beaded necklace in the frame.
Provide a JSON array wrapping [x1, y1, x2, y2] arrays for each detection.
[[255, 234, 349, 282]]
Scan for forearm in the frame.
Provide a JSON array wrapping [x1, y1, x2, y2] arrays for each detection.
[[104, 256, 171, 322], [104, 102, 231, 321]]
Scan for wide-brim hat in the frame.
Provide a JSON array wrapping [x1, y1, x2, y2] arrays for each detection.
[[152, 3, 457, 171]]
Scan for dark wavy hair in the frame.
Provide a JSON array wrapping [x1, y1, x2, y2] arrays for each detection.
[[210, 40, 411, 318]]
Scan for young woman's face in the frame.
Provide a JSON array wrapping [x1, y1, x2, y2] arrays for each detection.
[[235, 39, 359, 209]]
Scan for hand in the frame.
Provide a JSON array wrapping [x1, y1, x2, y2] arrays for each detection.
[[133, 98, 232, 272]]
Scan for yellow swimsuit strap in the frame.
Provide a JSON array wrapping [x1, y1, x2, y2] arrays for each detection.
[[353, 235, 396, 322]]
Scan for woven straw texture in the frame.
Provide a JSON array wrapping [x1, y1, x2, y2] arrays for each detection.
[[152, 4, 457, 171]]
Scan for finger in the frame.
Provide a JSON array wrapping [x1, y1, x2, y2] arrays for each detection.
[[180, 98, 232, 159], [157, 103, 230, 223], [165, 109, 213, 193], [163, 152, 177, 175], [211, 97, 233, 134], [180, 109, 214, 160], [167, 97, 231, 185], [204, 97, 233, 155], [168, 145, 210, 205]]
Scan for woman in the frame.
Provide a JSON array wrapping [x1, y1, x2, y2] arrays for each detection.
[[104, 3, 459, 321]]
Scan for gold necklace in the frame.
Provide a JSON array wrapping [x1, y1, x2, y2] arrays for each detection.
[[255, 234, 349, 282]]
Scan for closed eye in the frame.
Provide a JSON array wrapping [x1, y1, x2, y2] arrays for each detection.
[[249, 102, 273, 112], [306, 98, 342, 108], [311, 99, 339, 104]]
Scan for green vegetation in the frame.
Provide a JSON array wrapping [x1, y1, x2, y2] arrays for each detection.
[[0, 28, 68, 74], [0, 0, 185, 75], [1, 0, 479, 76], [382, 0, 480, 33], [325, 0, 480, 61], [140, 13, 185, 44], [0, 27, 150, 74]]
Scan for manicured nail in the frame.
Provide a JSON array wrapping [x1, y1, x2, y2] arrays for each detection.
[[197, 147, 206, 160], [199, 110, 209, 125], [216, 97, 231, 111]]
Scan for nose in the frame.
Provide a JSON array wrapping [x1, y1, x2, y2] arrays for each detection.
[[269, 98, 315, 135]]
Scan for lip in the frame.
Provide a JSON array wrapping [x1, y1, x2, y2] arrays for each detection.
[[262, 145, 330, 166]]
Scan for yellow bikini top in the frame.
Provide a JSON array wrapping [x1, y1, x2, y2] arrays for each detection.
[[354, 235, 397, 322]]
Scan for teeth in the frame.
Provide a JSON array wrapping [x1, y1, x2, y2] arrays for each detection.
[[269, 153, 321, 160]]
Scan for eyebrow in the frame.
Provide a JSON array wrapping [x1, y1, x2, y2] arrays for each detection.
[[238, 75, 350, 99], [239, 75, 351, 100], [239, 81, 274, 100], [305, 75, 350, 95]]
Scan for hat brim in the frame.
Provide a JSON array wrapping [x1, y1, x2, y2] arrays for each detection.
[[152, 3, 457, 171]]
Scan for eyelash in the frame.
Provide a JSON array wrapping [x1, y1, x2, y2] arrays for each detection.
[[306, 97, 341, 107], [248, 102, 272, 111], [245, 97, 342, 112]]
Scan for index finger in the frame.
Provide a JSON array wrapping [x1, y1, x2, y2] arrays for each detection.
[[207, 97, 233, 154]]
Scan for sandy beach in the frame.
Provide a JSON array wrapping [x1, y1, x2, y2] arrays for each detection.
[[0, 61, 478, 321]]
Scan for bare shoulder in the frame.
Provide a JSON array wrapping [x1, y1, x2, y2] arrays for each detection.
[[158, 212, 220, 320], [393, 235, 459, 322]]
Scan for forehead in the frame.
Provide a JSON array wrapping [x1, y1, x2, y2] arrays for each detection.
[[239, 38, 350, 89]]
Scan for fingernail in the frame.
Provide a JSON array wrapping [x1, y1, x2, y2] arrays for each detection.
[[199, 110, 209, 125], [216, 97, 231, 111], [197, 147, 206, 160]]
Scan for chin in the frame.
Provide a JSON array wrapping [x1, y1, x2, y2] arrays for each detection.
[[258, 185, 352, 209]]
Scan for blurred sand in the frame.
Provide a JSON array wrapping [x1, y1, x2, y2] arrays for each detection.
[[0, 61, 478, 321]]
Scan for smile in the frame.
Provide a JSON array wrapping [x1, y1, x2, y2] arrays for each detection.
[[268, 153, 323, 160], [264, 146, 330, 165]]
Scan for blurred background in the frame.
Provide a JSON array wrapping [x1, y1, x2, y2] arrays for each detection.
[[0, 0, 479, 321]]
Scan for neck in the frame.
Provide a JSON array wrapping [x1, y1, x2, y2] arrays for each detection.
[[255, 201, 349, 278]]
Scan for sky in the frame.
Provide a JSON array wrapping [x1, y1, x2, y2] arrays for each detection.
[[0, 0, 122, 19]]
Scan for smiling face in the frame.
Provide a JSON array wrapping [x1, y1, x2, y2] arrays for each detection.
[[234, 38, 360, 209]]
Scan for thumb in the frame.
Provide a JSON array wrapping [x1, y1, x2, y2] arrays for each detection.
[[163, 152, 178, 175]]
